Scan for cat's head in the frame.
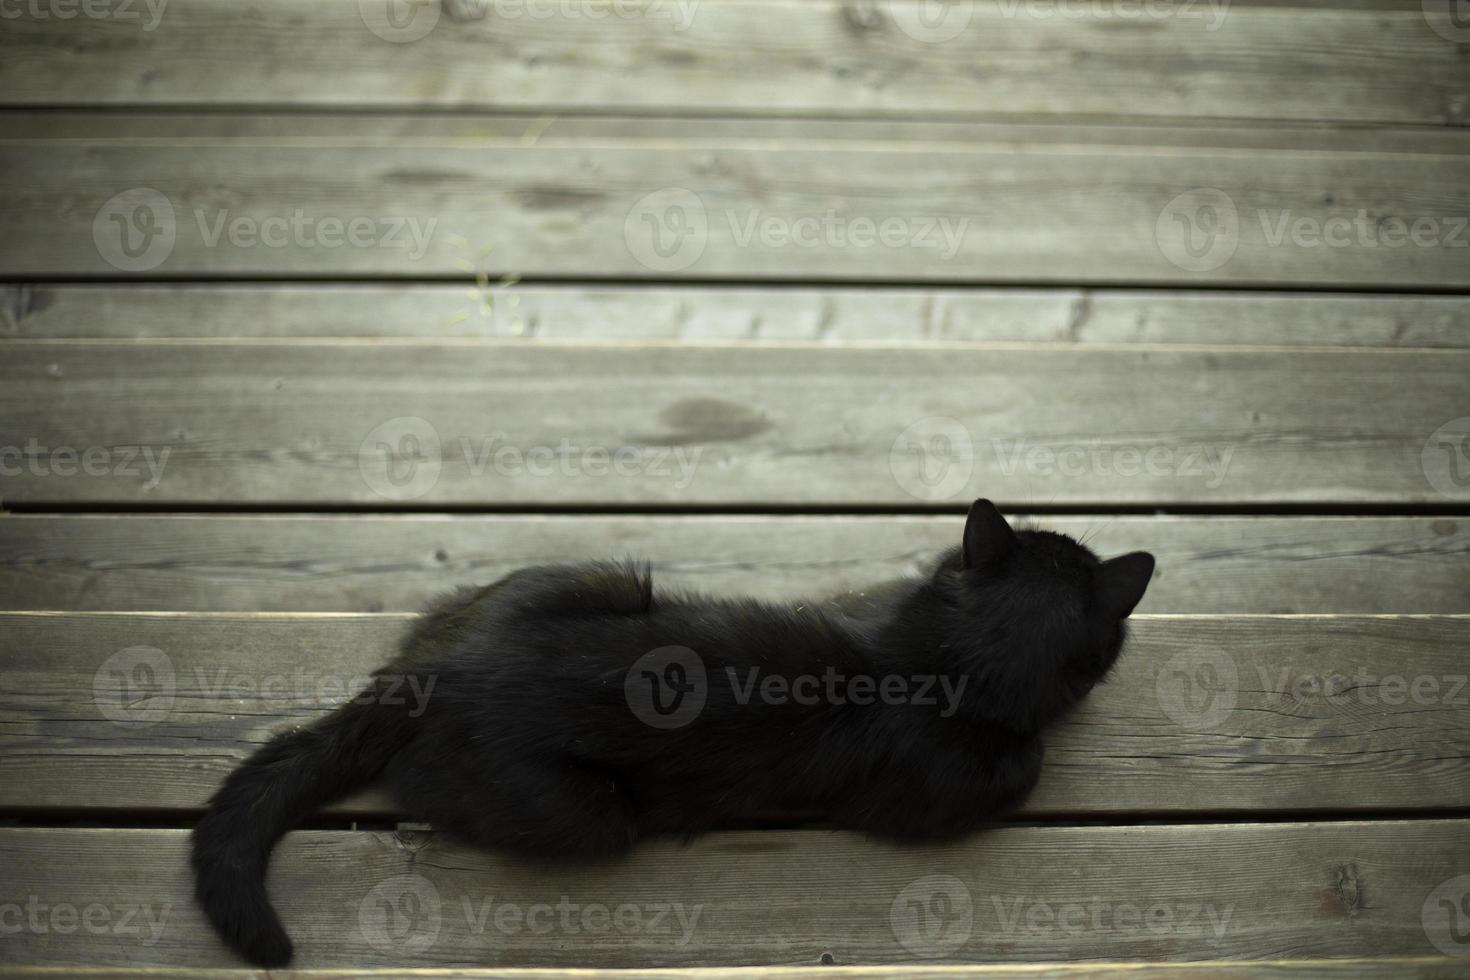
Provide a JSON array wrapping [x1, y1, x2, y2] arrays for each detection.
[[935, 499, 1154, 732]]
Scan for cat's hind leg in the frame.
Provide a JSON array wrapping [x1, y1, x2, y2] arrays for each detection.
[[399, 755, 640, 860], [831, 739, 1043, 840]]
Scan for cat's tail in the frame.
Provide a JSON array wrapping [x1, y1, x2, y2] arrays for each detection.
[[191, 679, 411, 967]]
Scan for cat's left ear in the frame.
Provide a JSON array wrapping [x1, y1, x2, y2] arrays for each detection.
[[1095, 552, 1156, 619], [962, 499, 1016, 569]]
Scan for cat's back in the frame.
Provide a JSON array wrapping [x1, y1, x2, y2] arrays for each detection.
[[405, 560, 867, 679]]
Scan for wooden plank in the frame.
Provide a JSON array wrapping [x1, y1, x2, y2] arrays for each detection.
[[2, 822, 1468, 965], [1, 515, 1466, 614], [2, 342, 1465, 506], [8, 962, 1470, 980], [7, 284, 1470, 347], [3, 613, 1467, 815], [0, 0, 1464, 128], [4, 115, 1468, 286]]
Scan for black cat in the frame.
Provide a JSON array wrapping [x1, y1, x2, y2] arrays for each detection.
[[192, 499, 1154, 966]]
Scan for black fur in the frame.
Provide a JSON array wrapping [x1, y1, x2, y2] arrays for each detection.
[[192, 500, 1154, 965]]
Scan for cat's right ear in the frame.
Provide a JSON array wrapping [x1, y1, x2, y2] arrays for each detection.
[[962, 499, 1016, 569], [1095, 551, 1155, 620]]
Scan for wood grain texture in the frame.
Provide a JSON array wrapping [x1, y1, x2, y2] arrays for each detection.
[[2, 342, 1465, 506], [7, 284, 1470, 347], [4, 114, 1468, 286], [3, 613, 1467, 816], [9, 962, 1470, 980], [2, 822, 1468, 965], [1, 515, 1466, 614], [0, 0, 1465, 127]]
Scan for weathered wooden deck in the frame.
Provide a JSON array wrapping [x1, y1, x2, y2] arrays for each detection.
[[2, 1, 1469, 976]]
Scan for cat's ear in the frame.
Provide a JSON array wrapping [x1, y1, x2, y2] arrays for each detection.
[[962, 499, 1016, 569], [1095, 552, 1155, 619]]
